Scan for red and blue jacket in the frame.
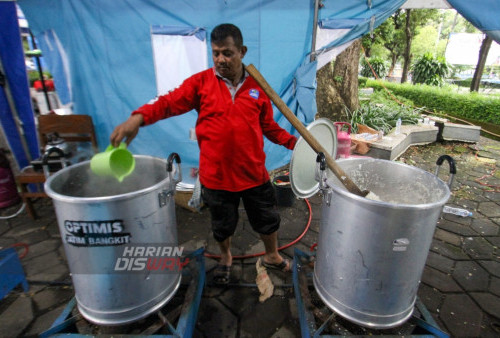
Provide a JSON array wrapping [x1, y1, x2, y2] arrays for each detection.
[[132, 68, 297, 192]]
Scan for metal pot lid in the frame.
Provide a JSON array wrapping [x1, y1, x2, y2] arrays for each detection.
[[290, 118, 337, 199]]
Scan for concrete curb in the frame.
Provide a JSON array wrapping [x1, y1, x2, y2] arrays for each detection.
[[364, 120, 481, 160]]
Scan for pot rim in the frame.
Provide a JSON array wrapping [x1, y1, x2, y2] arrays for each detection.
[[326, 158, 451, 210], [45, 155, 172, 203]]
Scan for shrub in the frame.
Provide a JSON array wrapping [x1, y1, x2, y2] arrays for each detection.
[[27, 70, 51, 86], [360, 57, 388, 79], [366, 89, 415, 107], [366, 79, 500, 125], [452, 78, 472, 88], [452, 78, 500, 90], [411, 53, 450, 86], [449, 65, 474, 79], [358, 77, 368, 88], [27, 71, 40, 86]]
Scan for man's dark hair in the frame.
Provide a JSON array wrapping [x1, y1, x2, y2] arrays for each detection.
[[211, 24, 243, 48]]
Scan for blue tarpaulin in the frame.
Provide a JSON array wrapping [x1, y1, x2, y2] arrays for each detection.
[[0, 1, 39, 169], [36, 30, 72, 105], [447, 0, 500, 44], [8, 0, 500, 171], [18, 0, 323, 170]]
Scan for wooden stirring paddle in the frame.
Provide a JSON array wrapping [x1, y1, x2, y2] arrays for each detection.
[[246, 64, 369, 197]]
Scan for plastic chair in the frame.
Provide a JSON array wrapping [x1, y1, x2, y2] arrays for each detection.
[[16, 114, 98, 219], [0, 247, 29, 300]]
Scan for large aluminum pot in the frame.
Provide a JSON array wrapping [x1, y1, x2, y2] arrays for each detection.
[[45, 154, 182, 325], [313, 156, 453, 329]]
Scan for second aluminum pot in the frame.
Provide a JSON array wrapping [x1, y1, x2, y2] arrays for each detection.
[[313, 156, 454, 329]]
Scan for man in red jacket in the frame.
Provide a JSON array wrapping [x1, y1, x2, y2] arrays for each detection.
[[111, 23, 297, 285]]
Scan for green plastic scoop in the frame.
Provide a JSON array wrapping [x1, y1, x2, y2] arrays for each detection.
[[90, 143, 135, 182]]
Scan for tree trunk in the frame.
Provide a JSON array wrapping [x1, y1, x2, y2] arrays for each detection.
[[388, 52, 398, 77], [316, 40, 361, 122], [364, 46, 372, 58], [362, 36, 375, 57], [470, 35, 493, 92], [401, 9, 412, 83]]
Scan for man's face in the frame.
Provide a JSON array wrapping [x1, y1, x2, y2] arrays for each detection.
[[211, 36, 247, 83]]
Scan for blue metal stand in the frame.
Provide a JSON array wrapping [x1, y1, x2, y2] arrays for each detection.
[[292, 248, 449, 338], [40, 247, 205, 338], [0, 247, 29, 300]]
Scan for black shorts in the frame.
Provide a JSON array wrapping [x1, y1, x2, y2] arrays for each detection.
[[201, 181, 280, 242]]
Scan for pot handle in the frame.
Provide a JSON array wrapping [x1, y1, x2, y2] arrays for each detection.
[[167, 153, 181, 172], [315, 152, 331, 205], [316, 152, 327, 171], [166, 152, 182, 184], [315, 152, 327, 185], [435, 155, 456, 188], [159, 153, 182, 208], [42, 147, 67, 178]]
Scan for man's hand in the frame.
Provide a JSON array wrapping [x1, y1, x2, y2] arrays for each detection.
[[110, 114, 144, 147]]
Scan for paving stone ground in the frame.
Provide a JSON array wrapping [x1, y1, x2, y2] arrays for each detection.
[[0, 136, 499, 337]]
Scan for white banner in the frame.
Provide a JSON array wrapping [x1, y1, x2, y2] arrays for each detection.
[[445, 33, 500, 66], [151, 34, 207, 95]]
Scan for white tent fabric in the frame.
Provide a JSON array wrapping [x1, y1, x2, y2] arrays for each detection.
[[315, 28, 353, 70], [151, 27, 208, 96]]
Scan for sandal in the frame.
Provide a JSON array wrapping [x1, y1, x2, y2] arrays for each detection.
[[261, 258, 291, 272], [213, 264, 231, 285]]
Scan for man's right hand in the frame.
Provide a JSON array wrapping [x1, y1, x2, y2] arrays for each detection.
[[110, 114, 144, 147]]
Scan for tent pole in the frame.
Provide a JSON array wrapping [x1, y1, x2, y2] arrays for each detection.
[[310, 0, 320, 62], [0, 57, 34, 165]]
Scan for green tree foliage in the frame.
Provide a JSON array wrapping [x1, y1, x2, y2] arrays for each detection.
[[412, 53, 450, 86], [362, 8, 440, 81], [360, 57, 388, 78], [413, 10, 480, 59], [362, 10, 405, 75], [361, 9, 478, 79], [401, 9, 440, 82], [440, 10, 479, 41], [412, 26, 440, 57]]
